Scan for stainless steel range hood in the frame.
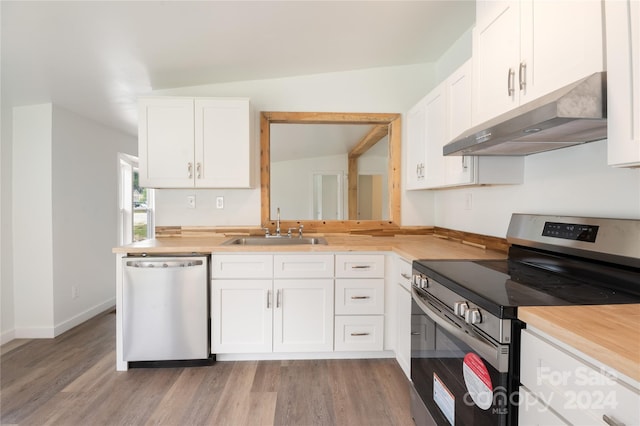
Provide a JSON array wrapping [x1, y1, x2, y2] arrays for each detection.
[[443, 72, 607, 156]]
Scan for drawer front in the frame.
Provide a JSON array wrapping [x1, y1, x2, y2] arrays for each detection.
[[335, 279, 384, 315], [335, 254, 385, 278], [518, 386, 569, 426], [212, 254, 273, 278], [520, 329, 639, 426], [334, 315, 384, 351], [273, 254, 334, 278]]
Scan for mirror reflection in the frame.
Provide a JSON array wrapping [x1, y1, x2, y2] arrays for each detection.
[[270, 123, 389, 220]]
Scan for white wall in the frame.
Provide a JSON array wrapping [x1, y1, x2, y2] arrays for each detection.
[[12, 104, 55, 337], [51, 106, 136, 333], [434, 140, 640, 237], [152, 64, 437, 227], [7, 103, 136, 341]]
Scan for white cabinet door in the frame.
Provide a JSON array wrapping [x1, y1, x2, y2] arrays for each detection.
[[195, 98, 252, 188], [211, 279, 273, 353], [445, 59, 475, 186], [423, 85, 447, 189], [473, 0, 604, 125], [522, 0, 604, 104], [406, 98, 427, 189], [138, 97, 195, 187], [606, 0, 640, 167], [273, 279, 334, 352], [473, 0, 520, 124]]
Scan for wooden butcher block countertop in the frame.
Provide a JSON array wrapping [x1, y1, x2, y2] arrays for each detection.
[[112, 234, 508, 261], [519, 305, 640, 383]]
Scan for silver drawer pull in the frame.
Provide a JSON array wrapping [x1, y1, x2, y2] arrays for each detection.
[[351, 296, 370, 300], [603, 415, 625, 426], [351, 265, 371, 269], [400, 273, 412, 280], [350, 332, 370, 336], [411, 332, 420, 336]]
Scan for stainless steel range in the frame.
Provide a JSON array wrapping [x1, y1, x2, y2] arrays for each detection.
[[410, 214, 640, 426]]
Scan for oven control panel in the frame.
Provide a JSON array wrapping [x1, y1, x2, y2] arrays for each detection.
[[542, 221, 599, 242]]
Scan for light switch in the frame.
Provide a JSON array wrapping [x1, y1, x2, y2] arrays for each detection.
[[187, 195, 196, 209], [216, 196, 224, 209]]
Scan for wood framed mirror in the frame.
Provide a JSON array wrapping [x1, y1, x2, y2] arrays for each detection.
[[261, 111, 401, 233]]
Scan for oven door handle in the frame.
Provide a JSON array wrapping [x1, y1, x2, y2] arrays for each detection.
[[412, 289, 509, 373]]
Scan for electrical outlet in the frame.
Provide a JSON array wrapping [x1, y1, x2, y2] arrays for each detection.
[[464, 193, 473, 210], [71, 286, 79, 299], [216, 196, 224, 209], [187, 195, 196, 209]]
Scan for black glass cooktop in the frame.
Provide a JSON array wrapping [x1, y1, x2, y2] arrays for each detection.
[[413, 246, 640, 319]]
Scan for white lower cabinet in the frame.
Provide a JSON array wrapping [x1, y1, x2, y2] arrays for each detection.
[[334, 254, 385, 352], [273, 278, 334, 352], [334, 315, 384, 352], [395, 256, 412, 378], [211, 279, 272, 353], [519, 327, 640, 426], [212, 253, 388, 356]]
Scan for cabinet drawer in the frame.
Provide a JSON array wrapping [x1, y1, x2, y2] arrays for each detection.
[[518, 386, 569, 426], [520, 329, 639, 426], [335, 279, 384, 315], [273, 254, 334, 278], [335, 254, 384, 278], [212, 254, 272, 278], [334, 315, 384, 351]]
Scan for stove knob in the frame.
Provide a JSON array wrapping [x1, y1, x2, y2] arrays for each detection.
[[420, 276, 429, 289], [454, 301, 469, 317], [465, 308, 482, 325]]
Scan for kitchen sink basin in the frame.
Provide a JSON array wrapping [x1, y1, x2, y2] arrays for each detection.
[[222, 236, 328, 246]]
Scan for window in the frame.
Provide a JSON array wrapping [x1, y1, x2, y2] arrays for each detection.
[[118, 153, 154, 245]]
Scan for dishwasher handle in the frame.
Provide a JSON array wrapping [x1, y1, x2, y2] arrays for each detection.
[[125, 259, 204, 269]]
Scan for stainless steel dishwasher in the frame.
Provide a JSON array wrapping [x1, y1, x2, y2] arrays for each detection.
[[122, 255, 209, 362]]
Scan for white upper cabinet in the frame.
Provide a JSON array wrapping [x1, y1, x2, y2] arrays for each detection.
[[473, 0, 604, 125], [406, 98, 428, 189], [406, 59, 523, 190], [138, 97, 252, 188], [606, 0, 640, 167]]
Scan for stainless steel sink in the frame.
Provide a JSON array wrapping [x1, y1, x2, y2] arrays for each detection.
[[222, 236, 328, 246]]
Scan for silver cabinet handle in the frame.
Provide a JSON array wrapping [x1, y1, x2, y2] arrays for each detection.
[[411, 332, 420, 336], [350, 296, 370, 300], [266, 290, 271, 309], [196, 162, 202, 179], [507, 68, 515, 96], [276, 289, 281, 308], [400, 273, 412, 280], [351, 265, 371, 269], [350, 332, 370, 336], [603, 415, 625, 426], [519, 62, 527, 90], [187, 162, 193, 178], [461, 155, 469, 170]]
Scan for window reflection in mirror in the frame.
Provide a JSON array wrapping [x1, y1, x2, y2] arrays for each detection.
[[270, 123, 389, 221]]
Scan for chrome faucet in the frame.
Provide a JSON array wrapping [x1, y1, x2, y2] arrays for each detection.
[[275, 207, 281, 236]]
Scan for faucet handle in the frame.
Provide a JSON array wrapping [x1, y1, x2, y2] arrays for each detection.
[[262, 227, 271, 236], [298, 224, 304, 238]]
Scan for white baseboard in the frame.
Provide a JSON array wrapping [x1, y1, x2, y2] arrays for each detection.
[[10, 298, 116, 341], [216, 350, 396, 362], [0, 329, 16, 345], [54, 298, 115, 336]]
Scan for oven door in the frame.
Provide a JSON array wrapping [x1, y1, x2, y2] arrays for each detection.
[[411, 288, 514, 426]]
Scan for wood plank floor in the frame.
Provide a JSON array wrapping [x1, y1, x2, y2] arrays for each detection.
[[1, 310, 414, 425]]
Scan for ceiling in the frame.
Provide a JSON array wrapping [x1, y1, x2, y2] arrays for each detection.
[[1, 1, 475, 137]]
